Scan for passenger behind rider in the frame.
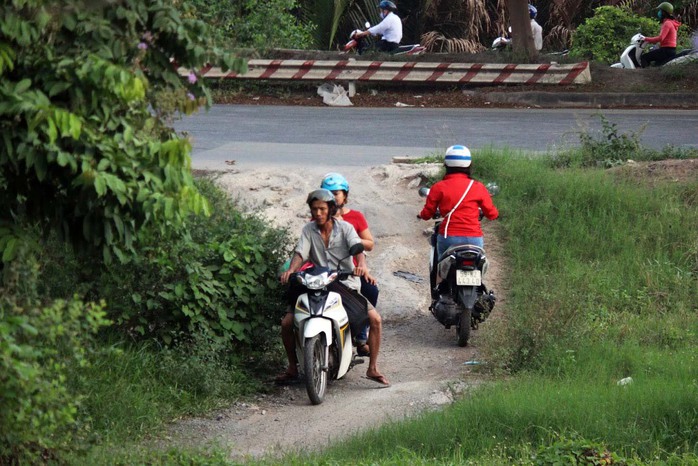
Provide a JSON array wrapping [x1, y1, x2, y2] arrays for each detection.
[[321, 173, 378, 357], [417, 144, 499, 262], [278, 189, 389, 386], [641, 2, 681, 67], [353, 1, 403, 53], [529, 4, 543, 52]]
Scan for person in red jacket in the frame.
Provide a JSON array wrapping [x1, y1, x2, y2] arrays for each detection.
[[417, 144, 499, 260], [641, 2, 681, 67]]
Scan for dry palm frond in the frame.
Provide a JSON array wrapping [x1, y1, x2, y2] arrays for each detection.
[[549, 0, 587, 27], [545, 24, 572, 50], [420, 0, 506, 45], [680, 1, 698, 27], [420, 30, 486, 53]]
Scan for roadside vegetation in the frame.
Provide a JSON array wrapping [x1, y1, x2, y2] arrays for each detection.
[[183, 0, 698, 58], [2, 1, 697, 465]]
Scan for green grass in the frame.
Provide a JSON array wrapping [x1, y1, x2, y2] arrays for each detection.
[[65, 335, 275, 463], [295, 347, 697, 464]]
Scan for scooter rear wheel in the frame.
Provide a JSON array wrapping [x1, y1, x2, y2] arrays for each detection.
[[304, 335, 327, 405], [456, 308, 472, 347]]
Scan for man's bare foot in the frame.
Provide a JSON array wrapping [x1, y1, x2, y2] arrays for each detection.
[[364, 372, 390, 387]]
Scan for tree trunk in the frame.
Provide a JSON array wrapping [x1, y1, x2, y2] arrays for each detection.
[[508, 0, 537, 61]]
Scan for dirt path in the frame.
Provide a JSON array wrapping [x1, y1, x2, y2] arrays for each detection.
[[162, 162, 506, 461]]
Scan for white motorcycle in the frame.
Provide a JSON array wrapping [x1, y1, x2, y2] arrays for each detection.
[[289, 243, 366, 405], [611, 33, 698, 69]]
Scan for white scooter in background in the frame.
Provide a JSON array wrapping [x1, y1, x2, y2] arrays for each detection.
[[491, 27, 512, 51], [612, 33, 698, 69]]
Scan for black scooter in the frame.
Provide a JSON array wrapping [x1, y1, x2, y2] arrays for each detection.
[[418, 185, 497, 347]]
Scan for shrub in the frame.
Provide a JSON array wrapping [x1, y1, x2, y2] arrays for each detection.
[[187, 0, 317, 50], [93, 178, 291, 347], [0, 0, 244, 265], [570, 6, 659, 63], [0, 251, 109, 463]]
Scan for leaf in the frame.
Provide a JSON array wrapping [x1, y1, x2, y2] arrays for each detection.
[[34, 153, 48, 181], [94, 175, 106, 196], [14, 78, 31, 94], [2, 237, 17, 262]]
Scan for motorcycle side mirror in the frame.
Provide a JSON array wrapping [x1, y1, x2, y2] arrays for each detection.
[[349, 243, 365, 257], [418, 186, 430, 198], [485, 182, 500, 196]]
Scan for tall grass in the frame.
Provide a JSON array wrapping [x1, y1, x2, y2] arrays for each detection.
[[274, 145, 698, 465], [69, 338, 261, 443]]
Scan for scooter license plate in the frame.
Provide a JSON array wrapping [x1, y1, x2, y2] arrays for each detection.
[[456, 269, 481, 286]]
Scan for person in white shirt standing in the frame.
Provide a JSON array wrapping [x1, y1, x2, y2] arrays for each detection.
[[353, 1, 403, 53], [529, 4, 543, 51]]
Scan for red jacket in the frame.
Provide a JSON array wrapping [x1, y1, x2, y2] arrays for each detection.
[[645, 19, 680, 48], [419, 173, 498, 237]]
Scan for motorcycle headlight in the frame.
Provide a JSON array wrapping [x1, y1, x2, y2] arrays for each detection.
[[304, 272, 338, 290], [305, 275, 326, 290]]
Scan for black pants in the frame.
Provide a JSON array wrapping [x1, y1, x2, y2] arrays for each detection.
[[377, 40, 399, 53], [641, 47, 676, 68]]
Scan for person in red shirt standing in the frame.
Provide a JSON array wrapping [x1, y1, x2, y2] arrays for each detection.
[[417, 145, 499, 260], [641, 2, 681, 67]]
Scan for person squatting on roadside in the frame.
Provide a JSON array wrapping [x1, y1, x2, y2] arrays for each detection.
[[529, 4, 543, 51], [417, 145, 499, 291], [321, 173, 378, 358], [352, 1, 403, 53], [278, 189, 390, 387], [641, 2, 681, 67]]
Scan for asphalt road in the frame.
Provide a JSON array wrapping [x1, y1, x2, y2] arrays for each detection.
[[175, 105, 698, 168]]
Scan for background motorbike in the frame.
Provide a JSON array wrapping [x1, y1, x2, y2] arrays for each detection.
[[289, 243, 366, 405], [611, 33, 698, 69], [418, 183, 498, 347], [342, 22, 425, 55], [491, 27, 512, 51]]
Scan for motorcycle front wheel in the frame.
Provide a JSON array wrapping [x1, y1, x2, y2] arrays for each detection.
[[304, 335, 328, 405], [456, 308, 472, 347]]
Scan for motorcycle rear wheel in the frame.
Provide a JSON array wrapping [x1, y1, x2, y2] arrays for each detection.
[[304, 335, 328, 405], [456, 308, 472, 347]]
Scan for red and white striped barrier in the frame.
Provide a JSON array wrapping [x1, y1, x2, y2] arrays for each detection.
[[183, 60, 591, 85]]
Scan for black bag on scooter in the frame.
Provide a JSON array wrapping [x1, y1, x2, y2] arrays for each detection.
[[328, 281, 369, 338]]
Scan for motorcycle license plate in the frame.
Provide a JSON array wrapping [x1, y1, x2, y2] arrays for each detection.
[[456, 269, 481, 286]]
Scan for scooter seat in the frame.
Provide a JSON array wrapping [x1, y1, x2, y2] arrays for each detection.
[[439, 244, 484, 262]]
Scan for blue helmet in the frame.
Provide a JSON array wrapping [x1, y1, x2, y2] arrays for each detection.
[[528, 4, 537, 18], [378, 1, 397, 12], [321, 172, 350, 193]]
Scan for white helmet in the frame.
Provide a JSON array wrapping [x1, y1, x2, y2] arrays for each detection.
[[444, 145, 472, 168]]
